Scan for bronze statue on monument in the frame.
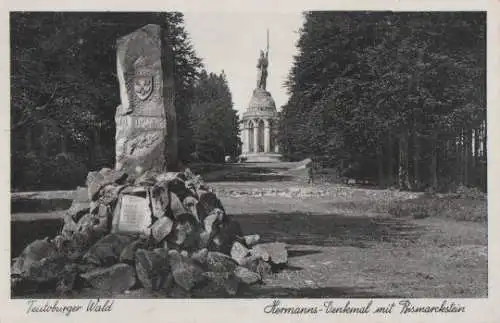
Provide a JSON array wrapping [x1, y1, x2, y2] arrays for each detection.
[[256, 29, 270, 91]]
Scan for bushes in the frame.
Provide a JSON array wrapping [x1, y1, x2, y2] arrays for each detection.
[[11, 152, 89, 191]]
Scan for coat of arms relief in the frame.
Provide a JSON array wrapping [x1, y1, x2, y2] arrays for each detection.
[[133, 75, 154, 101]]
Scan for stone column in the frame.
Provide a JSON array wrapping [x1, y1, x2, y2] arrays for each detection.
[[253, 119, 259, 153], [240, 123, 247, 153], [247, 121, 252, 153], [264, 119, 270, 153]]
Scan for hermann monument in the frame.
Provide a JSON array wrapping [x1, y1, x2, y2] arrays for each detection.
[[239, 30, 282, 162]]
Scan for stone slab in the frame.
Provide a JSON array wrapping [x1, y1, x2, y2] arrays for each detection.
[[115, 24, 173, 177]]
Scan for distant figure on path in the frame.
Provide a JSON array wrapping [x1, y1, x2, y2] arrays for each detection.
[[307, 160, 314, 184]]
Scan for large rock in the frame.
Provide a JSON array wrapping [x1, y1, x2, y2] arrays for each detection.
[[150, 181, 170, 218], [182, 196, 201, 223], [243, 234, 260, 247], [191, 248, 208, 266], [255, 242, 288, 265], [167, 214, 200, 250], [91, 204, 111, 234], [61, 214, 79, 238], [241, 255, 272, 279], [135, 248, 169, 291], [86, 169, 127, 201], [199, 272, 239, 296], [64, 232, 94, 261], [150, 216, 174, 242], [25, 255, 67, 283], [234, 266, 261, 285], [211, 219, 243, 254], [206, 252, 238, 273], [119, 238, 149, 264], [56, 265, 78, 295], [82, 233, 135, 266], [168, 177, 192, 201], [12, 238, 58, 276], [169, 192, 188, 219], [203, 208, 224, 235], [115, 24, 175, 178], [98, 184, 126, 206], [168, 250, 205, 291], [67, 187, 90, 221], [80, 263, 136, 293], [230, 241, 250, 265], [198, 192, 225, 219], [250, 245, 269, 262], [87, 171, 106, 201]]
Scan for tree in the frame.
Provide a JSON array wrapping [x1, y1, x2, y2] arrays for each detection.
[[10, 12, 203, 190], [190, 70, 240, 163], [280, 11, 486, 191]]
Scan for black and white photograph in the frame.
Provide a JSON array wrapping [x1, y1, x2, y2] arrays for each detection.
[[8, 8, 489, 307]]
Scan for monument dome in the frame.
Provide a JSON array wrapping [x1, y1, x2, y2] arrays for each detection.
[[239, 32, 282, 163], [248, 88, 276, 112]]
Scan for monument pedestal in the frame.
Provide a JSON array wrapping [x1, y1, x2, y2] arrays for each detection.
[[239, 88, 281, 163], [241, 152, 282, 163]]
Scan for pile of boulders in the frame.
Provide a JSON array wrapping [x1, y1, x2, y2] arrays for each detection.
[[11, 167, 288, 297]]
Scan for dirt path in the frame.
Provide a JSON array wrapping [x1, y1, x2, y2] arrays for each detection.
[[221, 196, 487, 298]]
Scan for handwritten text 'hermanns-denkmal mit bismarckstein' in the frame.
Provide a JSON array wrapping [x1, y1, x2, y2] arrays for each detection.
[[263, 299, 466, 315]]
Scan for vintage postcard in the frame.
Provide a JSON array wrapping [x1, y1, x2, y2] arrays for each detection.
[[1, 0, 498, 322]]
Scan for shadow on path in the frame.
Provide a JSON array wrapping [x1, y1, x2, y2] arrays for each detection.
[[234, 212, 421, 247], [11, 211, 421, 258], [203, 165, 297, 182], [288, 249, 323, 258]]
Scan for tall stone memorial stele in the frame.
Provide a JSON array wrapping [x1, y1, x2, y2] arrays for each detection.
[[239, 30, 282, 162], [115, 24, 177, 178]]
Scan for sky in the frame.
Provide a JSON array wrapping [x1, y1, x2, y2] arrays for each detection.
[[183, 12, 305, 117]]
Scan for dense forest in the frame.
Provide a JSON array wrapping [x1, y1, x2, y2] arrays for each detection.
[[10, 12, 240, 191], [279, 12, 487, 192]]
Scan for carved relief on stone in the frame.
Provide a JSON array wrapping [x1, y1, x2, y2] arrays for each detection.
[[126, 132, 163, 157], [133, 75, 154, 101]]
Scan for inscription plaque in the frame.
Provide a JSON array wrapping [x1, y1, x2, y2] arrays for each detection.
[[112, 194, 152, 235]]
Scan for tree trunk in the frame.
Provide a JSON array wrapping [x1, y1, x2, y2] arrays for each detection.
[[413, 128, 420, 190], [40, 126, 48, 157], [387, 130, 394, 187], [431, 131, 438, 191], [25, 127, 32, 151], [483, 120, 487, 160], [473, 127, 479, 168], [398, 130, 410, 190], [60, 130, 67, 154], [376, 139, 384, 188], [89, 127, 99, 169], [482, 120, 487, 192], [455, 130, 462, 185], [464, 129, 471, 185]]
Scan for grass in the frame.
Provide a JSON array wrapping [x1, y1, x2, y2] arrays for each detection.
[[388, 194, 487, 223]]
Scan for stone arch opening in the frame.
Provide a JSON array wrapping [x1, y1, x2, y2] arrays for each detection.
[[257, 119, 265, 153]]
